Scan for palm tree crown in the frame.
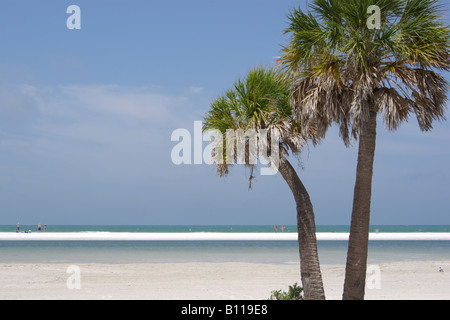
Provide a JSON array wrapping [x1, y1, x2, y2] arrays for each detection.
[[203, 67, 307, 177], [279, 0, 450, 145]]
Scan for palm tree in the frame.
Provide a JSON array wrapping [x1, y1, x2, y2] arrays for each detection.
[[203, 67, 325, 300], [278, 0, 450, 300]]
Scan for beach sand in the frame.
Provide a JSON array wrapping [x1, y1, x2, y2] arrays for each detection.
[[0, 260, 448, 300]]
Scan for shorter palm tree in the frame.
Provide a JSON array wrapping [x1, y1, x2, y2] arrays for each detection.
[[203, 67, 325, 300]]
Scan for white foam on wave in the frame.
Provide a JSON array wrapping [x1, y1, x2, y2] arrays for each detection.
[[0, 232, 449, 241]]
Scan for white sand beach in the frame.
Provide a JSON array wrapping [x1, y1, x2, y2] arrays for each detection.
[[0, 260, 448, 300], [1, 232, 449, 300]]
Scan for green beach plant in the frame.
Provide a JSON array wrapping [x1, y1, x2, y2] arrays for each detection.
[[269, 283, 304, 300], [278, 0, 450, 300], [203, 67, 325, 300]]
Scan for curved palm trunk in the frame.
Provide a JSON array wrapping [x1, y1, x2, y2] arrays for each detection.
[[278, 156, 325, 300], [343, 109, 377, 300]]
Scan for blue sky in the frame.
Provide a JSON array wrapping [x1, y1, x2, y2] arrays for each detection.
[[0, 0, 449, 226]]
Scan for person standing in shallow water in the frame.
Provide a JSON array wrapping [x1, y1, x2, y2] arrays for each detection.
[[16, 223, 20, 233], [38, 224, 42, 232]]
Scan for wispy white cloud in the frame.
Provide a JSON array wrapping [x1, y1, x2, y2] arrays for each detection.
[[0, 81, 214, 195], [0, 83, 199, 147], [188, 86, 204, 94], [18, 84, 188, 122], [56, 85, 187, 121]]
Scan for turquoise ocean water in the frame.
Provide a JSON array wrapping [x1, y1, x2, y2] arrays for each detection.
[[3, 224, 450, 233], [0, 225, 449, 265]]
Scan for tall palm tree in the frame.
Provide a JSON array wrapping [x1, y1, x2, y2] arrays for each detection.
[[203, 67, 325, 300], [278, 0, 450, 299]]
